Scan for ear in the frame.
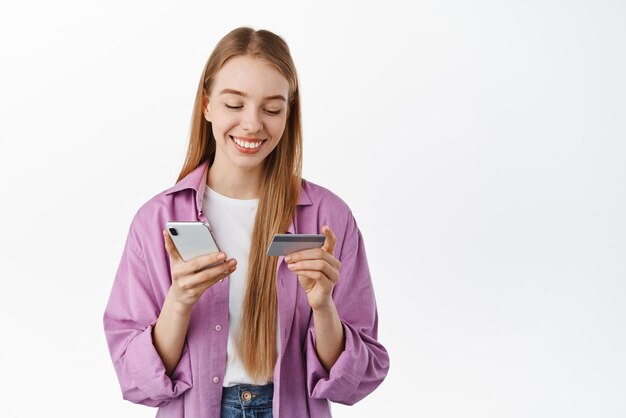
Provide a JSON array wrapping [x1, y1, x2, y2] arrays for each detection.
[[202, 94, 212, 122]]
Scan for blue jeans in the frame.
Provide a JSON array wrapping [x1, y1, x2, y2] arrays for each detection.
[[220, 383, 274, 418]]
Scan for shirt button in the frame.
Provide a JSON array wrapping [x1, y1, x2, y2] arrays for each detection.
[[212, 376, 219, 383], [215, 325, 222, 331]]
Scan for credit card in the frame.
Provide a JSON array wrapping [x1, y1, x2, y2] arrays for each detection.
[[266, 234, 325, 256]]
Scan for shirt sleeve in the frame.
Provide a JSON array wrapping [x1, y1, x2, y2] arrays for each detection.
[[305, 210, 390, 405], [103, 220, 192, 407]]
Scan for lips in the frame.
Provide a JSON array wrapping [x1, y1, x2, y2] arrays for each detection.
[[229, 136, 267, 154]]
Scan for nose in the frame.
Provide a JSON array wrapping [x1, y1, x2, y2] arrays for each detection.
[[240, 108, 263, 133]]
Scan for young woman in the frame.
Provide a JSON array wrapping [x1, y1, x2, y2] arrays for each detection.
[[104, 27, 389, 418]]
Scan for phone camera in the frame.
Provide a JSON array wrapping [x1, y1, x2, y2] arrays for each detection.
[[168, 227, 178, 236]]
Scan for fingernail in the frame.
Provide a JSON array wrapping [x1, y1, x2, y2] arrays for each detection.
[[217, 253, 226, 260], [287, 263, 295, 269], [285, 256, 292, 262]]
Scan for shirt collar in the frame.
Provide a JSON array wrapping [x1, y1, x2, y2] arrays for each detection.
[[164, 161, 312, 207]]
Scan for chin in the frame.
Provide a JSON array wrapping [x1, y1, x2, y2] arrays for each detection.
[[230, 155, 267, 172]]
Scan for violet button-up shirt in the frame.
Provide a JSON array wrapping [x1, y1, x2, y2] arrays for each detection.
[[103, 162, 389, 417]]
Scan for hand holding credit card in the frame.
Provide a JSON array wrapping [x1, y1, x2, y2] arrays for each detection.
[[266, 234, 325, 256]]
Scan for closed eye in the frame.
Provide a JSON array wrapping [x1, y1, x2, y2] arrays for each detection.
[[225, 104, 281, 116]]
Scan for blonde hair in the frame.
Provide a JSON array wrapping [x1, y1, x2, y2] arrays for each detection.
[[177, 27, 302, 382]]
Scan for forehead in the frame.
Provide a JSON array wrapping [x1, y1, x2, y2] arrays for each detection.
[[212, 55, 289, 98]]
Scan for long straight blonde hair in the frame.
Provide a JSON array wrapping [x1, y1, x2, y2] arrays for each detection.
[[177, 27, 302, 382]]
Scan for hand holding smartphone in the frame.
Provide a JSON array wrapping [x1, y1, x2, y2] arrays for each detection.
[[162, 221, 234, 310]]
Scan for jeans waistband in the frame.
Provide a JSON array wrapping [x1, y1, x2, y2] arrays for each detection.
[[221, 383, 274, 408]]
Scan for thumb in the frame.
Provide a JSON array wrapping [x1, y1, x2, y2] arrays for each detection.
[[321, 225, 336, 256]]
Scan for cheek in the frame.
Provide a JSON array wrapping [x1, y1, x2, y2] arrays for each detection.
[[267, 117, 288, 140], [211, 113, 239, 136]]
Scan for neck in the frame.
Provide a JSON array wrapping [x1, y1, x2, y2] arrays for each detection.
[[207, 155, 263, 199]]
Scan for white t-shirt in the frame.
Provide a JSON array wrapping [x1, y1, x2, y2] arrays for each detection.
[[202, 186, 271, 387]]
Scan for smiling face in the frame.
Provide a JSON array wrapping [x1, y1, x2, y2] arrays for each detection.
[[203, 55, 290, 173]]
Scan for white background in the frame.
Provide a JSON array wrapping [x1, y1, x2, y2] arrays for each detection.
[[1, 1, 625, 417]]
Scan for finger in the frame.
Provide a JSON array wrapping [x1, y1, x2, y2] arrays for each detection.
[[192, 262, 236, 292], [294, 269, 334, 285], [288, 259, 339, 283], [285, 247, 340, 269], [321, 225, 337, 256], [177, 251, 228, 276], [163, 229, 183, 263], [178, 258, 237, 289]]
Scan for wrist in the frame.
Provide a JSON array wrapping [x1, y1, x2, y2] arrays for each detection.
[[311, 298, 336, 314], [164, 291, 193, 316]]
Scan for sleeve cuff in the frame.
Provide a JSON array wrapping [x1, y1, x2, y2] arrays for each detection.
[[306, 320, 367, 402], [124, 320, 193, 401]]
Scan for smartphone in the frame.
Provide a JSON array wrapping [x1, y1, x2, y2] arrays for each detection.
[[266, 234, 325, 256], [165, 221, 222, 263]]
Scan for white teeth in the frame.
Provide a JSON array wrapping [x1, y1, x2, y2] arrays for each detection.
[[233, 137, 263, 149]]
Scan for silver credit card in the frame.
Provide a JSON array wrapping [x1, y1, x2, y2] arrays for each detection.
[[266, 234, 325, 256]]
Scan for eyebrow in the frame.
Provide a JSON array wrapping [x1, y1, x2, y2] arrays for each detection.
[[219, 88, 286, 101]]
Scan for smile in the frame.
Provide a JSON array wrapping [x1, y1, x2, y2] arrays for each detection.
[[230, 136, 267, 154]]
